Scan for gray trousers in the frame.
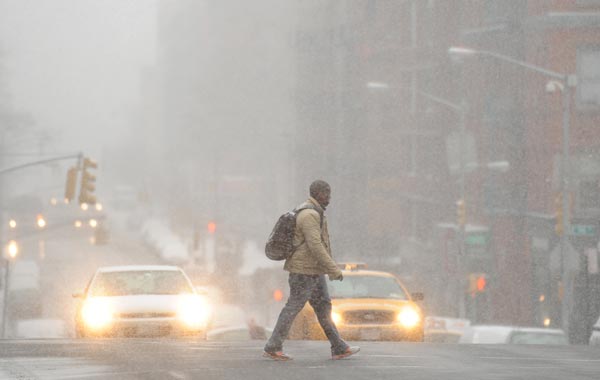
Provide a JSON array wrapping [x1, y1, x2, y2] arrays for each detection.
[[264, 273, 348, 355]]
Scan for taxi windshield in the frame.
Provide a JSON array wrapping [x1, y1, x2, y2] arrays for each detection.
[[89, 270, 194, 296], [328, 275, 408, 300]]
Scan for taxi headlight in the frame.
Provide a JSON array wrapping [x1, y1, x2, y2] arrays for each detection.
[[82, 298, 114, 330], [397, 307, 420, 329], [331, 311, 342, 325], [177, 295, 212, 329]]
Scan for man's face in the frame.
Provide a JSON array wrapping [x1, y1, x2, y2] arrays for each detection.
[[315, 188, 331, 208]]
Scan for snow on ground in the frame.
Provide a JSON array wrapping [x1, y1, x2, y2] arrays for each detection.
[[140, 218, 189, 264], [239, 240, 281, 276], [139, 218, 279, 276], [15, 319, 68, 339]]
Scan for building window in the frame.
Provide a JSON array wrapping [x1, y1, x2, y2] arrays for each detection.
[[577, 48, 600, 108], [483, 0, 520, 25], [576, 0, 600, 7], [578, 179, 600, 210]]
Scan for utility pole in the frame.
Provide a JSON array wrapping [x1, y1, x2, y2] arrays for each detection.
[[458, 100, 467, 319], [0, 128, 5, 338], [559, 78, 573, 335]]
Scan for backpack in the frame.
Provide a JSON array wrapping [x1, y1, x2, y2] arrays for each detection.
[[265, 205, 323, 261]]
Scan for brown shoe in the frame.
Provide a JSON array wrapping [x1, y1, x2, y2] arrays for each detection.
[[263, 351, 293, 361], [331, 346, 360, 360]]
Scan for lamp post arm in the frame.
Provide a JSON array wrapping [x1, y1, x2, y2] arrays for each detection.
[[418, 91, 463, 112], [479, 50, 567, 82]]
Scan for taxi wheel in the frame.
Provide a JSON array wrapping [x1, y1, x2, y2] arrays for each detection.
[[408, 330, 424, 342]]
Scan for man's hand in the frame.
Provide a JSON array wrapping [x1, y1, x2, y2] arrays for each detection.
[[329, 271, 343, 281]]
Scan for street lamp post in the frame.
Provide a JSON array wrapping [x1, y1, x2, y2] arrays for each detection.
[[419, 90, 468, 318], [449, 46, 577, 332], [368, 81, 510, 319]]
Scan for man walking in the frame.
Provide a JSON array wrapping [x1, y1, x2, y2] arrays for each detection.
[[263, 180, 360, 361]]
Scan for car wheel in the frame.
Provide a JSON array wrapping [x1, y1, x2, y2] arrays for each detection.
[[408, 330, 424, 342], [187, 330, 207, 340], [75, 326, 87, 338]]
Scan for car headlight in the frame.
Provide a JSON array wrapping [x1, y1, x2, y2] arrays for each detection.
[[82, 298, 114, 330], [397, 307, 420, 329], [331, 311, 342, 325], [177, 295, 212, 329]]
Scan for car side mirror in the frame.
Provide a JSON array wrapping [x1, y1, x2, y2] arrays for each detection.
[[411, 292, 424, 301], [72, 291, 84, 299]]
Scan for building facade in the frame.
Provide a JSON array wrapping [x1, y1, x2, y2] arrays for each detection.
[[293, 0, 600, 342]]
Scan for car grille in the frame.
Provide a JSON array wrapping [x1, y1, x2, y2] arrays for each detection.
[[343, 310, 396, 325], [118, 312, 176, 319]]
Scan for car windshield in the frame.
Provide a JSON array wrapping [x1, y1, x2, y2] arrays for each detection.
[[89, 270, 194, 296], [509, 331, 568, 345], [328, 275, 408, 300]]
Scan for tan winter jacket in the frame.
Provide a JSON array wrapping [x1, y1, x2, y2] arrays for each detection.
[[283, 197, 342, 277]]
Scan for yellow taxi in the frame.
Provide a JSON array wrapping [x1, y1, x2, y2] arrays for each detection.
[[288, 264, 424, 342]]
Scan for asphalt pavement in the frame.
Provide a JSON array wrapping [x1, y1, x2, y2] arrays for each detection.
[[1, 339, 599, 380]]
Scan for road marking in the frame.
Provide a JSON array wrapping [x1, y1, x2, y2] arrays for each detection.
[[168, 371, 187, 379], [479, 356, 600, 362], [363, 354, 424, 358]]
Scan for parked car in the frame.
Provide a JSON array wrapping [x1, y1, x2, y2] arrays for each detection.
[[7, 260, 42, 321], [288, 263, 424, 342], [73, 265, 212, 338], [589, 316, 600, 345], [459, 325, 568, 345], [424, 316, 470, 343]]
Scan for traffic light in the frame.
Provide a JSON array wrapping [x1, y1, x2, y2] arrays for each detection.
[[79, 157, 98, 205], [555, 193, 563, 236], [273, 289, 284, 302], [468, 273, 487, 294], [207, 221, 217, 234], [456, 199, 466, 227], [554, 192, 574, 236], [64, 167, 78, 202]]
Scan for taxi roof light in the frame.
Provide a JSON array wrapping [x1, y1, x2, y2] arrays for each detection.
[[337, 262, 368, 271]]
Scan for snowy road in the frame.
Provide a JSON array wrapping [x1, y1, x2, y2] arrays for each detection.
[[0, 340, 599, 380]]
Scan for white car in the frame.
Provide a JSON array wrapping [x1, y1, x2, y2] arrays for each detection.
[[424, 316, 470, 343], [589, 316, 600, 345], [459, 325, 568, 345], [73, 265, 211, 338]]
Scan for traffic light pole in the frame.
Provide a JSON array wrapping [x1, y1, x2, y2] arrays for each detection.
[[417, 90, 468, 318], [0, 152, 81, 337], [0, 131, 4, 338], [1, 259, 11, 338], [0, 153, 81, 176]]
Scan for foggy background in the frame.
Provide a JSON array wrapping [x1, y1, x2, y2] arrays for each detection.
[[1, 0, 600, 345]]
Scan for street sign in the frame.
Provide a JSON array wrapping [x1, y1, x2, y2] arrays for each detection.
[[569, 224, 597, 236], [465, 233, 489, 246]]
